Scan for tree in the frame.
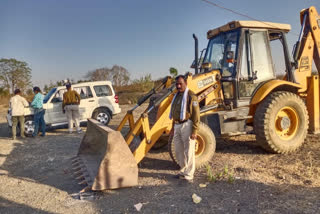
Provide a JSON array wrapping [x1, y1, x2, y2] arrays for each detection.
[[43, 84, 49, 93], [85, 65, 130, 86], [0, 58, 32, 94], [111, 65, 130, 86], [169, 67, 178, 78]]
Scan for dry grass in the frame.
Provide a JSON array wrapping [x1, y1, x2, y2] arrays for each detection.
[[0, 94, 34, 109], [0, 96, 10, 108], [114, 82, 156, 104]]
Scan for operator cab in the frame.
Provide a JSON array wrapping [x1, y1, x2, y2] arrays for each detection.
[[201, 21, 291, 108]]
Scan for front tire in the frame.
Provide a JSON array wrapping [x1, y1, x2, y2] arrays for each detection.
[[24, 116, 35, 137], [92, 108, 111, 125], [169, 122, 216, 169], [254, 91, 309, 153]]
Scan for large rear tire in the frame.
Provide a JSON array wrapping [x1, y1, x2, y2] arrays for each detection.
[[254, 91, 309, 153], [169, 122, 216, 169], [152, 134, 170, 150]]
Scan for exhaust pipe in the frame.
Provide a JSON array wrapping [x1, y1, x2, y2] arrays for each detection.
[[193, 34, 199, 74]]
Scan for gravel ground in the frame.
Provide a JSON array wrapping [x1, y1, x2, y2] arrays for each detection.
[[0, 104, 319, 214]]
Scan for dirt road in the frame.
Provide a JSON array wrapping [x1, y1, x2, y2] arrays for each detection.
[[0, 104, 319, 213]]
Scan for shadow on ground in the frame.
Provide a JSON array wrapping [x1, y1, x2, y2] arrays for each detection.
[[0, 196, 54, 214]]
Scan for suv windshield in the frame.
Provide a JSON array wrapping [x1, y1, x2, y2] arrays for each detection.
[[203, 30, 239, 77], [43, 87, 57, 103]]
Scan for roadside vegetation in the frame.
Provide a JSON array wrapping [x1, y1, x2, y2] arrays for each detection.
[[0, 57, 180, 107]]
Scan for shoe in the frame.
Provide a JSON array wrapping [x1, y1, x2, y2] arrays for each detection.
[[40, 135, 45, 137], [12, 137, 16, 140], [181, 176, 194, 183], [173, 174, 185, 179], [69, 131, 73, 134], [77, 129, 83, 134], [185, 179, 193, 183]]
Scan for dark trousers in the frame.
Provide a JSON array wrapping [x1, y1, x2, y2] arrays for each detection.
[[33, 109, 46, 137]]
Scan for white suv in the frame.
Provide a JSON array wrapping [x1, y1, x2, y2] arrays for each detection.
[[7, 81, 121, 136]]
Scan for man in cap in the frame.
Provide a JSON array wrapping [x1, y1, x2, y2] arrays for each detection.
[[62, 83, 82, 133], [9, 89, 29, 140]]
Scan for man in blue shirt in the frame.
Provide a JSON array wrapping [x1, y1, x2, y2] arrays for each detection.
[[31, 86, 46, 137]]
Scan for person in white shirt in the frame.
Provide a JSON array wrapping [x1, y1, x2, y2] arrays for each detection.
[[9, 89, 29, 140]]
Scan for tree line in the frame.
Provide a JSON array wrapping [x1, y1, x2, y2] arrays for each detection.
[[0, 58, 32, 96], [0, 57, 180, 96]]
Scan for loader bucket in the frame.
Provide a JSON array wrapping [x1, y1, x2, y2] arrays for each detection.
[[72, 118, 138, 191]]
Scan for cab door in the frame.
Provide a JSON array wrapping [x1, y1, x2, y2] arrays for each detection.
[[237, 30, 275, 106], [47, 88, 67, 124]]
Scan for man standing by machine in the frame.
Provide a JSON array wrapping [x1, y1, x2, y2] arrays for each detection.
[[170, 75, 200, 182], [9, 89, 29, 140], [62, 83, 82, 134]]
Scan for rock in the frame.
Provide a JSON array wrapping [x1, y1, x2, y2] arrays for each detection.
[[134, 203, 143, 211], [192, 193, 202, 204], [199, 183, 207, 188]]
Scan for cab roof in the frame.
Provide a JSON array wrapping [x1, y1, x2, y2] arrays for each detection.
[[207, 20, 291, 39]]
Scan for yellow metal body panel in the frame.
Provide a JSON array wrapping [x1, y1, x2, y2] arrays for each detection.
[[294, 31, 314, 92], [296, 6, 320, 80], [248, 80, 302, 123], [306, 75, 320, 133], [250, 80, 302, 105]]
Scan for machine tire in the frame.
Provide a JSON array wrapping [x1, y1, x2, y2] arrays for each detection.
[[254, 91, 309, 154], [152, 134, 169, 150], [169, 122, 216, 169], [92, 108, 111, 125]]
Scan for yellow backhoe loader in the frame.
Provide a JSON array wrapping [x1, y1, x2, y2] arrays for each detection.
[[72, 6, 320, 191]]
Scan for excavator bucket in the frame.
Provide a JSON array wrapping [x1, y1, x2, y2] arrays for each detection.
[[72, 118, 138, 191]]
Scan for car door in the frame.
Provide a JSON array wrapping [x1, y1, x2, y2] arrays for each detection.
[[47, 88, 67, 124], [73, 86, 96, 120]]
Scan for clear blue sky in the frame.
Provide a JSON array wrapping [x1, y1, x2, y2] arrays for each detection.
[[1, 0, 320, 88]]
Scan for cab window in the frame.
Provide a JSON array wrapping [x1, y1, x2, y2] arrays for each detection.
[[203, 30, 239, 77], [51, 89, 66, 103], [74, 86, 93, 99], [94, 85, 113, 97]]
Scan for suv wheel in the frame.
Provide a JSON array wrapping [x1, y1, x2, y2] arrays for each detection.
[[92, 109, 111, 125], [24, 116, 35, 137]]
